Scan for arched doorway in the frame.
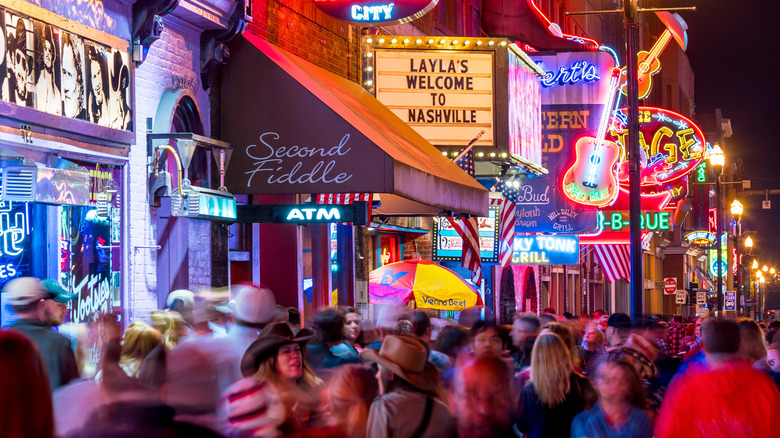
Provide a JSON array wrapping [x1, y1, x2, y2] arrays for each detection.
[[499, 266, 517, 324], [521, 268, 538, 314]]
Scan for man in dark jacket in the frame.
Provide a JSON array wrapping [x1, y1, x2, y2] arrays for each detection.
[[4, 277, 79, 390]]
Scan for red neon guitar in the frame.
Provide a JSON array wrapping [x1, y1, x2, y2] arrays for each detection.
[[562, 68, 621, 208], [619, 12, 688, 99]]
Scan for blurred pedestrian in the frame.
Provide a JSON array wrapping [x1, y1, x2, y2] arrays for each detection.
[[410, 310, 452, 372], [342, 307, 364, 351], [516, 333, 596, 438], [325, 364, 379, 438], [655, 319, 780, 438], [362, 334, 455, 437], [288, 307, 302, 333], [236, 322, 324, 432], [571, 361, 653, 438], [166, 289, 196, 330], [511, 312, 541, 371], [738, 318, 768, 369], [581, 326, 606, 380], [163, 341, 222, 432], [0, 329, 55, 438], [432, 325, 469, 364], [605, 313, 632, 354], [450, 356, 515, 438], [306, 308, 361, 376], [4, 277, 79, 390], [540, 322, 580, 368], [666, 315, 685, 356], [119, 321, 161, 377], [607, 333, 664, 412], [226, 285, 276, 354], [150, 310, 187, 351], [470, 319, 504, 359]]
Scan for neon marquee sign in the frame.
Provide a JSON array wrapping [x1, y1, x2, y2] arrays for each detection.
[[683, 230, 716, 246], [312, 0, 438, 25], [612, 107, 706, 188], [512, 234, 579, 265], [539, 61, 601, 88]]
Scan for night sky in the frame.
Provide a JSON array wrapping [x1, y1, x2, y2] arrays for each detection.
[[680, 0, 780, 265]]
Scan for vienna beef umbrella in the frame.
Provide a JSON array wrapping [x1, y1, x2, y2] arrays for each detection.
[[369, 259, 483, 310]]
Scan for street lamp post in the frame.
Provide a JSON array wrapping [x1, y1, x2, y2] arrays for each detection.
[[731, 199, 743, 315], [709, 144, 725, 317], [744, 236, 753, 317]]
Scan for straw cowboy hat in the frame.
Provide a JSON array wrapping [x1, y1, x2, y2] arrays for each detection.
[[240, 322, 314, 377], [360, 334, 442, 392]]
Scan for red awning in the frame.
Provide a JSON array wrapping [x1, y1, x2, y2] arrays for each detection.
[[220, 34, 488, 217]]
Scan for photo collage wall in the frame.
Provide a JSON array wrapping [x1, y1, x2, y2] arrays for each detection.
[[0, 8, 132, 131]]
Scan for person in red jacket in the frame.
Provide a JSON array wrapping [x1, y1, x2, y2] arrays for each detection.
[[655, 318, 780, 438]]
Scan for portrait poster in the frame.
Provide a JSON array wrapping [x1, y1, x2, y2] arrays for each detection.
[[3, 12, 34, 108], [84, 42, 110, 127], [60, 30, 87, 120], [34, 21, 61, 115], [108, 48, 131, 131]]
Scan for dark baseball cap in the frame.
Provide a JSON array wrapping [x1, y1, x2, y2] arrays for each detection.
[[607, 312, 632, 330]]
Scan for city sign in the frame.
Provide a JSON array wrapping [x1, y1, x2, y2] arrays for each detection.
[[683, 230, 716, 246], [512, 234, 579, 265], [433, 205, 499, 263], [313, 0, 438, 25]]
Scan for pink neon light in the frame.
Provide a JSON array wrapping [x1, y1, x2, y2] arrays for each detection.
[[528, 1, 600, 50]]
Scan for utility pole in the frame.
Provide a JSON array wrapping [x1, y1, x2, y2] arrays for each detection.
[[568, 2, 695, 323]]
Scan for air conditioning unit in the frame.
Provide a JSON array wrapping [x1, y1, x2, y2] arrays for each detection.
[[171, 180, 236, 220], [0, 161, 90, 206]]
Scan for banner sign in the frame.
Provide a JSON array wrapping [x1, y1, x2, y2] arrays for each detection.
[[374, 49, 495, 146], [512, 234, 579, 265], [433, 205, 499, 263], [684, 230, 716, 246]]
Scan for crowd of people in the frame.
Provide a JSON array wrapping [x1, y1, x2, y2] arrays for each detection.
[[3, 276, 780, 437]]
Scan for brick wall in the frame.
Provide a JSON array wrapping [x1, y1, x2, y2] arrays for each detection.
[[128, 16, 213, 322]]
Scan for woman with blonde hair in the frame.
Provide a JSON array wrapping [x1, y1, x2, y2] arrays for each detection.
[[325, 364, 378, 437], [119, 321, 162, 377], [150, 310, 186, 350], [516, 333, 596, 438]]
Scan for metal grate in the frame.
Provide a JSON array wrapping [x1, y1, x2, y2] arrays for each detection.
[[1, 167, 36, 201]]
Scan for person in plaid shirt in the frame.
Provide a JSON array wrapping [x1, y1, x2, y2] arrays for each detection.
[[666, 314, 686, 356]]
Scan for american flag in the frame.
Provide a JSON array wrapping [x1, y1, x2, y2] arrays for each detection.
[[592, 244, 631, 283], [447, 216, 482, 285], [490, 183, 516, 268], [315, 193, 373, 223], [454, 149, 476, 177]]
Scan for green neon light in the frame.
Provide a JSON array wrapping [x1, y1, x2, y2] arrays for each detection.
[[605, 211, 671, 231]]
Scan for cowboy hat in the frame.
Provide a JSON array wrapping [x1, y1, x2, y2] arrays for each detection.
[[360, 334, 442, 392], [240, 322, 314, 377]]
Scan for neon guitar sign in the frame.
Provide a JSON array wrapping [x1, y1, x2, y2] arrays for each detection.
[[562, 67, 622, 207], [619, 11, 688, 100]]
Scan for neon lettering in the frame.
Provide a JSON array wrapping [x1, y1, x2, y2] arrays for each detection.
[[351, 3, 394, 21], [539, 61, 601, 87]]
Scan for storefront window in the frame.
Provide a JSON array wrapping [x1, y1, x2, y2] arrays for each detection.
[[60, 161, 122, 324], [377, 233, 401, 268]]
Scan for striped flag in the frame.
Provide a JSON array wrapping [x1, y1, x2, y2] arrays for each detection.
[[454, 149, 476, 177], [490, 184, 515, 268], [315, 193, 373, 223], [592, 244, 631, 283], [447, 216, 482, 285]]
